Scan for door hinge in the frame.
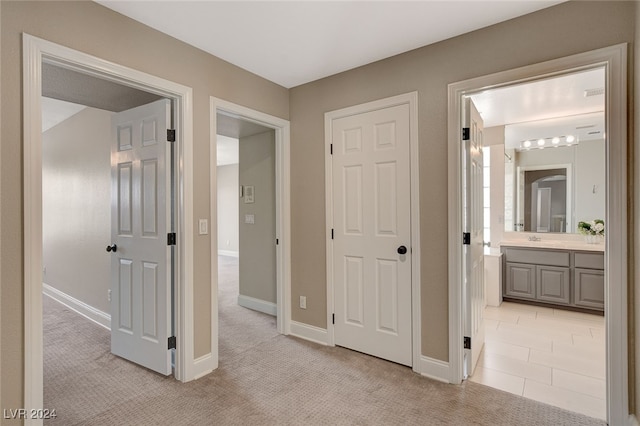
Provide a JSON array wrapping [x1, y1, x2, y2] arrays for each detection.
[[168, 336, 177, 350], [167, 129, 176, 142], [167, 232, 176, 246], [331, 229, 334, 240], [464, 336, 471, 350], [330, 144, 333, 155], [276, 238, 279, 245], [462, 232, 470, 245], [332, 313, 335, 324], [462, 127, 470, 141]]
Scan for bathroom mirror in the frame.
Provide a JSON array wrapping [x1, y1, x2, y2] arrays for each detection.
[[469, 67, 606, 235]]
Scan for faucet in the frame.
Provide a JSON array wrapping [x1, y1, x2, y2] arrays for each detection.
[[528, 235, 541, 242]]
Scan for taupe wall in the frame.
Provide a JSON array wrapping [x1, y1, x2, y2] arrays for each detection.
[[288, 1, 635, 362], [217, 164, 240, 255], [0, 0, 288, 412], [634, 0, 640, 415], [43, 106, 113, 313], [239, 131, 276, 304]]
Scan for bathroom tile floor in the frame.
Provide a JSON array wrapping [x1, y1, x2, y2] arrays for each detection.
[[468, 301, 606, 420]]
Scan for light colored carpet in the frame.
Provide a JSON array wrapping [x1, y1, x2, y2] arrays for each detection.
[[43, 256, 605, 425]]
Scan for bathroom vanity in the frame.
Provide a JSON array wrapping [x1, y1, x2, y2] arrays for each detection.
[[500, 240, 604, 313]]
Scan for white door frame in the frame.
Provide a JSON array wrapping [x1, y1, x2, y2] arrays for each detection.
[[447, 44, 628, 424], [325, 92, 422, 373], [209, 97, 292, 366], [23, 34, 197, 422]]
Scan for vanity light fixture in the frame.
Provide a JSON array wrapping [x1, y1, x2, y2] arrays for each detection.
[[517, 135, 579, 151]]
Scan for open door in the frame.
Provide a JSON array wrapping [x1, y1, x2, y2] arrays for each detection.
[[463, 97, 485, 377], [109, 99, 173, 375]]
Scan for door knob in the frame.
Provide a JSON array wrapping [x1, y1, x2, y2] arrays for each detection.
[[397, 245, 407, 255], [106, 244, 118, 253]]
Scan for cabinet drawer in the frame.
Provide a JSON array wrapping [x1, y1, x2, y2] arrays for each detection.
[[574, 252, 604, 270], [575, 268, 605, 310], [503, 248, 570, 267]]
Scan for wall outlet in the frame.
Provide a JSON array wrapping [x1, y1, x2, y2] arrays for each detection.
[[108, 289, 112, 302], [299, 296, 307, 309]]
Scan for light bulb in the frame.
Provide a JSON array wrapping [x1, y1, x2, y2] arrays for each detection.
[[566, 135, 575, 143], [537, 138, 545, 146], [552, 137, 560, 145], [523, 140, 531, 148]]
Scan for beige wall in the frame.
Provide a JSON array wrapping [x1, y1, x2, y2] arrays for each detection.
[[634, 0, 640, 416], [288, 1, 635, 361], [0, 0, 288, 413], [217, 163, 240, 254], [43, 106, 113, 313], [239, 131, 277, 304]]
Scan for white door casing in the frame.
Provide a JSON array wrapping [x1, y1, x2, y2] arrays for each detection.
[[462, 98, 485, 377], [331, 103, 413, 367], [110, 99, 172, 375]]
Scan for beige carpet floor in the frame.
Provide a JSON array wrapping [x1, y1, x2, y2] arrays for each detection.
[[43, 256, 605, 425]]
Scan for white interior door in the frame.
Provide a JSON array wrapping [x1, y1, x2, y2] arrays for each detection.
[[110, 99, 173, 375], [331, 103, 412, 367], [463, 97, 485, 377]]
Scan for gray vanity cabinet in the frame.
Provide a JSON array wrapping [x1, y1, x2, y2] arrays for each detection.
[[502, 246, 604, 312], [505, 263, 536, 300], [574, 252, 605, 310]]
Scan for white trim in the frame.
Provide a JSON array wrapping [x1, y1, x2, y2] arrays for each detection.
[[42, 284, 110, 330], [447, 44, 628, 424], [419, 356, 450, 384], [23, 34, 196, 424], [218, 250, 240, 258], [324, 92, 421, 371], [237, 295, 277, 316], [191, 353, 215, 381], [210, 97, 292, 368], [289, 321, 329, 346]]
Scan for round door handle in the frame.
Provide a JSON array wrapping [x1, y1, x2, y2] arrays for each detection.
[[106, 244, 117, 253], [397, 245, 407, 255]]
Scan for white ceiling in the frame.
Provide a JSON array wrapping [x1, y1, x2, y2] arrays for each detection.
[[95, 0, 565, 89], [469, 67, 605, 150]]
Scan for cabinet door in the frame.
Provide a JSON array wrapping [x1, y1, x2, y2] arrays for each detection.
[[505, 262, 536, 300], [536, 265, 570, 305], [575, 268, 605, 310]]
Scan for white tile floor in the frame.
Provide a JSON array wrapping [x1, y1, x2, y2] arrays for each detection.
[[469, 302, 606, 420]]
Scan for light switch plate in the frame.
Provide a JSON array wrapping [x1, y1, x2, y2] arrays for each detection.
[[245, 214, 255, 224], [199, 219, 208, 235]]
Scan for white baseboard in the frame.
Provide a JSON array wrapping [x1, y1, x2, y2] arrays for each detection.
[[43, 283, 110, 330], [238, 294, 277, 316], [629, 414, 640, 426], [289, 321, 328, 346], [218, 250, 239, 258], [419, 355, 450, 383], [192, 353, 216, 380]]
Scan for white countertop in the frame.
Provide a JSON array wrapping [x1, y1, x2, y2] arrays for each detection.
[[498, 239, 605, 252]]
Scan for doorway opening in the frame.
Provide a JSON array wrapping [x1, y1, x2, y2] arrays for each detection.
[[210, 97, 291, 368], [448, 44, 628, 424], [24, 34, 197, 415]]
